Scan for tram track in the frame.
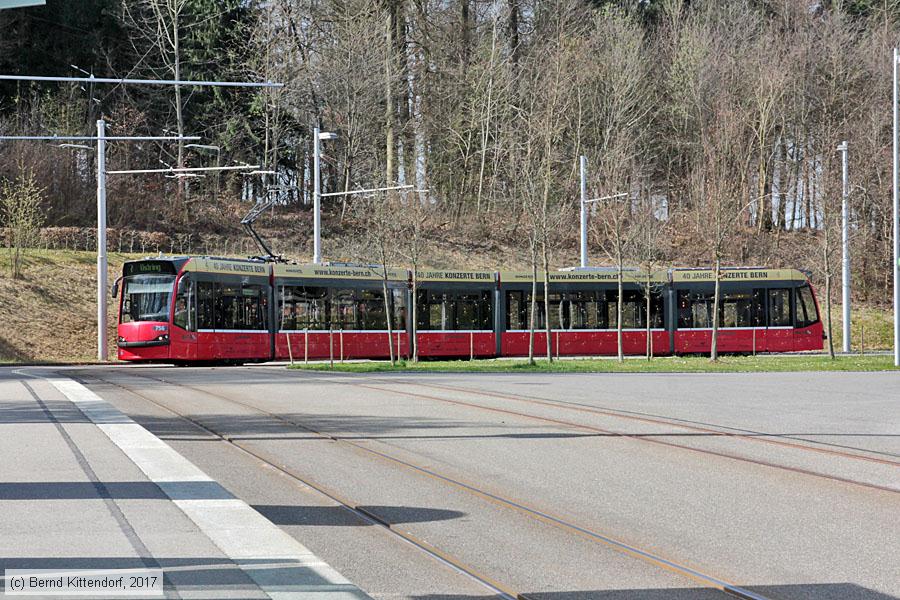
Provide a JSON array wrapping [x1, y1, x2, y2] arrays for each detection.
[[83, 368, 779, 600], [333, 380, 900, 495], [401, 379, 900, 465], [79, 372, 523, 600]]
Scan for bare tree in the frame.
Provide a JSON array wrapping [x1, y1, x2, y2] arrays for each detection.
[[355, 191, 401, 366], [1, 163, 44, 279], [632, 188, 670, 360], [397, 190, 431, 362], [694, 97, 750, 362], [123, 0, 188, 205], [593, 194, 635, 362], [514, 3, 582, 363]]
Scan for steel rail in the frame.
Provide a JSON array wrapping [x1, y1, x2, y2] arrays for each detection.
[[403, 380, 900, 467], [97, 369, 778, 600]]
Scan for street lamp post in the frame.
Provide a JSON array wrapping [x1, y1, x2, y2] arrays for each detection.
[[893, 49, 900, 367], [837, 141, 850, 353], [96, 120, 107, 361], [312, 127, 337, 264]]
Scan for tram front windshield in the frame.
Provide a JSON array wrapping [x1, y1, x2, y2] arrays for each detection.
[[121, 275, 176, 323]]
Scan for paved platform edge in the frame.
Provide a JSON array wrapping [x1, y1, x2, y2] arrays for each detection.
[[22, 369, 371, 600]]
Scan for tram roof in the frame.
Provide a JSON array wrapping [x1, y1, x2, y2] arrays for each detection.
[[122, 256, 811, 285]]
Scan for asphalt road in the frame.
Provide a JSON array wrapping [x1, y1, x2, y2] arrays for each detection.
[[7, 366, 900, 600]]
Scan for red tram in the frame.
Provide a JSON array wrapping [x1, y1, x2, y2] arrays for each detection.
[[114, 257, 824, 363]]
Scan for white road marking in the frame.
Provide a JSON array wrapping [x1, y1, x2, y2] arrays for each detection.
[[44, 376, 370, 600]]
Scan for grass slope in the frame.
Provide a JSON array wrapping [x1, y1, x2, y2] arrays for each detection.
[[0, 250, 138, 363], [827, 304, 893, 352]]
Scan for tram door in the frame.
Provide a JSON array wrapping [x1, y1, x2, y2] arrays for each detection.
[[766, 287, 794, 352], [171, 274, 198, 361]]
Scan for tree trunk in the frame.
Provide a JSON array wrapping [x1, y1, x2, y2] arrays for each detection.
[[616, 253, 624, 363], [382, 274, 396, 366], [528, 242, 537, 365], [645, 271, 652, 361], [543, 238, 552, 362], [411, 268, 418, 362], [340, 159, 352, 222], [384, 11, 394, 185], [507, 0, 519, 69], [710, 256, 721, 362], [461, 0, 471, 67]]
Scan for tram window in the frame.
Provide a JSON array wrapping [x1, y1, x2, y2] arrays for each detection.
[[605, 290, 646, 329], [197, 282, 215, 329], [768, 288, 792, 327], [677, 290, 714, 328], [278, 286, 297, 330], [120, 275, 175, 323], [796, 285, 818, 327], [419, 291, 451, 330], [430, 297, 450, 329], [419, 290, 492, 330], [279, 285, 321, 330], [649, 292, 665, 328], [456, 293, 481, 330], [351, 287, 405, 330], [303, 287, 328, 329], [506, 291, 526, 330], [356, 288, 387, 329], [623, 292, 643, 328], [547, 293, 565, 330], [242, 284, 267, 330], [392, 288, 407, 330], [525, 293, 546, 330], [569, 291, 599, 330], [173, 276, 195, 331], [719, 290, 762, 328], [216, 284, 241, 330], [331, 288, 358, 330]]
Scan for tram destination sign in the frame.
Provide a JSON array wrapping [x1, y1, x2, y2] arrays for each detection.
[[123, 261, 177, 276]]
